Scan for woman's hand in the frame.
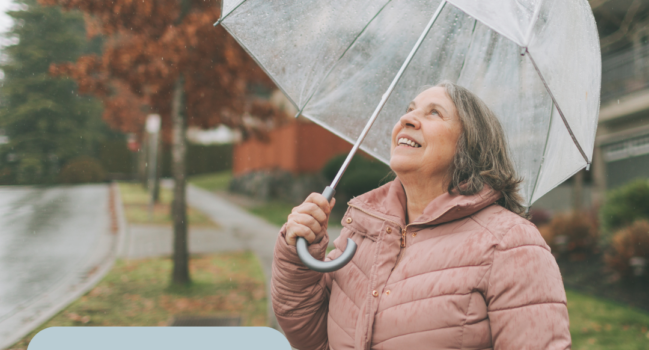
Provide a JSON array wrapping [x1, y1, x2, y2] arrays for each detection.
[[285, 193, 336, 246]]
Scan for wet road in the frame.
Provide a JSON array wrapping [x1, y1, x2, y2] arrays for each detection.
[[0, 185, 110, 342]]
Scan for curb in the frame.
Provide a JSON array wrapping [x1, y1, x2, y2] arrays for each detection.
[[1, 184, 125, 349]]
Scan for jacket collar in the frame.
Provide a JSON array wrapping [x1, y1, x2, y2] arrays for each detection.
[[347, 177, 501, 228]]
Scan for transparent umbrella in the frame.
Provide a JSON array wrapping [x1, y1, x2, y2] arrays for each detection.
[[215, 0, 601, 272]]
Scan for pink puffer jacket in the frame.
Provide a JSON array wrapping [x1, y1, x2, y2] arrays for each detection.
[[272, 178, 570, 350]]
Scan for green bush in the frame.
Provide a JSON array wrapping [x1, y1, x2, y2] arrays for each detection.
[[161, 144, 233, 178], [322, 154, 393, 199], [16, 157, 44, 184], [58, 156, 106, 184], [0, 167, 14, 185], [600, 178, 649, 239], [99, 140, 133, 174]]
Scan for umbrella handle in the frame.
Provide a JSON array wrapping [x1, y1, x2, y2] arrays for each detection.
[[296, 186, 357, 272]]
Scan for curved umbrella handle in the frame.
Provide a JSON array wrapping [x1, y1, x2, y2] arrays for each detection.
[[296, 186, 357, 272]]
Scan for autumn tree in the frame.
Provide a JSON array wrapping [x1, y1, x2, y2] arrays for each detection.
[[42, 0, 276, 284]]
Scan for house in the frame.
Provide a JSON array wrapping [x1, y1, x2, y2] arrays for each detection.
[[591, 1, 649, 199], [232, 91, 352, 177]]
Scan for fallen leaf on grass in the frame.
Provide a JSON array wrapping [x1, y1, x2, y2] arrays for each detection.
[[66, 313, 90, 324], [252, 288, 265, 300]]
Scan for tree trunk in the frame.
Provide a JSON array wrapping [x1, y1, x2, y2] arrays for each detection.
[[152, 133, 162, 203], [171, 75, 190, 285]]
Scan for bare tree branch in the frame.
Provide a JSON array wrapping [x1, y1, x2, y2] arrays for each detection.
[[600, 0, 643, 49], [590, 0, 610, 10]]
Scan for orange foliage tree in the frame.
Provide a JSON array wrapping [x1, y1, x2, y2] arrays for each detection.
[[42, 0, 277, 284]]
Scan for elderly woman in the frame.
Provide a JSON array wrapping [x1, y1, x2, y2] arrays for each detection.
[[271, 82, 571, 350]]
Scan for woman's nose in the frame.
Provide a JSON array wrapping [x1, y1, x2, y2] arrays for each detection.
[[399, 111, 421, 129]]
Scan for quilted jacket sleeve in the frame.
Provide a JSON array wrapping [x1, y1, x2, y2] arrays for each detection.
[[485, 223, 571, 350], [271, 224, 334, 350]]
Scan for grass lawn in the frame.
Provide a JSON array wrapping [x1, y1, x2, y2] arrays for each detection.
[[188, 171, 295, 227], [247, 201, 296, 226], [189, 171, 232, 192], [568, 289, 649, 349], [189, 171, 347, 227], [118, 182, 216, 227], [9, 252, 267, 350]]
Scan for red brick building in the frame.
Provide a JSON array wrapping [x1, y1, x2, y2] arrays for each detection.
[[233, 120, 352, 175]]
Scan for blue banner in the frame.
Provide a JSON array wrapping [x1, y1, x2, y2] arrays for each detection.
[[28, 327, 291, 350]]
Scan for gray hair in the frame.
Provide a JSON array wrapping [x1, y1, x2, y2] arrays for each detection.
[[435, 81, 526, 217]]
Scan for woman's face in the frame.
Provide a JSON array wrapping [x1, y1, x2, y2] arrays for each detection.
[[390, 86, 463, 181]]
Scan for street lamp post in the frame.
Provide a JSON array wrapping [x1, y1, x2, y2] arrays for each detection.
[[146, 114, 161, 221]]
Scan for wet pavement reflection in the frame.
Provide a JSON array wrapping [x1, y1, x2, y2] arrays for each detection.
[[0, 185, 108, 326]]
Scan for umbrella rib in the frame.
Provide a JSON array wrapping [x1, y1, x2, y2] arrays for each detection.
[[293, 0, 394, 118], [213, 0, 249, 26], [529, 100, 555, 207], [329, 0, 449, 190], [523, 0, 544, 46], [456, 19, 479, 76], [526, 49, 590, 164]]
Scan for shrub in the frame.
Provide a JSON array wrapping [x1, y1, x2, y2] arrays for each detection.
[[322, 154, 393, 199], [529, 208, 552, 227], [229, 170, 327, 203], [0, 167, 14, 185], [59, 156, 106, 184], [16, 157, 44, 184], [605, 220, 649, 280], [600, 178, 649, 239], [539, 212, 598, 259]]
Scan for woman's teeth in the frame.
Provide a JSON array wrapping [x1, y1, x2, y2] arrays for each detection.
[[398, 137, 421, 148]]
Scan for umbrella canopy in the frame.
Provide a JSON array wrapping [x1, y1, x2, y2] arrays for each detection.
[[216, 0, 601, 207]]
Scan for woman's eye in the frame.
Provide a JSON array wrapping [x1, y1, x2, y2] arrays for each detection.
[[431, 109, 439, 116]]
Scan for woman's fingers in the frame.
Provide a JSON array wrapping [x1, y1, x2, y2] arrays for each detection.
[[305, 193, 335, 215], [285, 222, 317, 246], [292, 202, 327, 226], [284, 193, 337, 246], [288, 212, 323, 236]]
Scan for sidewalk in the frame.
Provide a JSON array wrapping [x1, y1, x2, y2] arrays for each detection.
[[121, 225, 246, 259], [123, 182, 342, 330], [186, 184, 344, 330], [183, 184, 281, 328]]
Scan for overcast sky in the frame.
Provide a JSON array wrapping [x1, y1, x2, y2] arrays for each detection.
[[0, 0, 16, 51], [0, 1, 13, 34]]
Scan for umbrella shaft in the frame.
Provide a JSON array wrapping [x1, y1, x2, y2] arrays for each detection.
[[330, 0, 448, 190]]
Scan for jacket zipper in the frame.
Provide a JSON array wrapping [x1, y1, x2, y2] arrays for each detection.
[[346, 203, 460, 349]]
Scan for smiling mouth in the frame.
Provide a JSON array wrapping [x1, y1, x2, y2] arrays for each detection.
[[397, 137, 421, 148]]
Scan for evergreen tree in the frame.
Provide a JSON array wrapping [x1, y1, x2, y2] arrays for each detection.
[[0, 0, 103, 184]]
